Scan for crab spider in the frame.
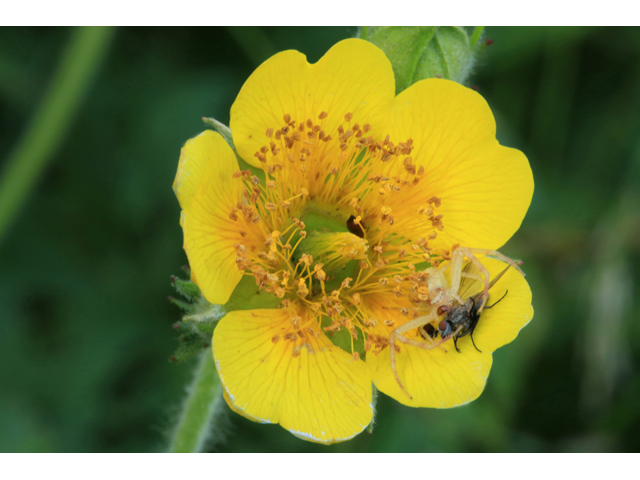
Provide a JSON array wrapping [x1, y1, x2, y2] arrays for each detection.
[[388, 247, 525, 400]]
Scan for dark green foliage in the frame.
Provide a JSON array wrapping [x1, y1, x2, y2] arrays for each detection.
[[1, 27, 640, 453]]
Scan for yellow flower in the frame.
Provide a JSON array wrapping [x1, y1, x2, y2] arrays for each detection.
[[173, 39, 533, 443]]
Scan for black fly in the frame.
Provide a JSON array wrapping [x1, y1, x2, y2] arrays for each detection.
[[436, 264, 510, 353]]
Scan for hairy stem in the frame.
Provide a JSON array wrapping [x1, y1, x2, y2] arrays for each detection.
[[169, 352, 223, 453]]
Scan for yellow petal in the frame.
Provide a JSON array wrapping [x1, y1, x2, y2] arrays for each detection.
[[366, 256, 532, 408], [230, 38, 395, 167], [368, 335, 492, 408], [465, 257, 534, 353], [173, 130, 244, 304], [213, 308, 373, 444], [386, 78, 534, 250]]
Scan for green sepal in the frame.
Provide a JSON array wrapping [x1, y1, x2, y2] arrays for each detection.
[[321, 316, 365, 357], [367, 386, 378, 434], [224, 274, 283, 312], [202, 117, 235, 152], [182, 304, 225, 326], [202, 117, 265, 183], [169, 273, 225, 362], [360, 26, 483, 91], [170, 326, 211, 363], [168, 296, 195, 314], [171, 276, 201, 301]]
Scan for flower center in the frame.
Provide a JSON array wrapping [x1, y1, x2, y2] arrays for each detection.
[[228, 112, 450, 357]]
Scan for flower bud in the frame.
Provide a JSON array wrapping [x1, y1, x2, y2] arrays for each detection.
[[360, 26, 481, 92]]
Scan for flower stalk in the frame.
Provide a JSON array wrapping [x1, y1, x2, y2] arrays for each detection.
[[169, 351, 223, 453]]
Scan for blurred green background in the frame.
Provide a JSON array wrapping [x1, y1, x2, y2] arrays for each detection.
[[1, 26, 639, 453]]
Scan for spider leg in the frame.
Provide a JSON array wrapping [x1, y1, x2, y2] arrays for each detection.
[[389, 311, 441, 399], [453, 247, 525, 313], [446, 250, 466, 303], [389, 335, 411, 400], [462, 252, 491, 311], [395, 331, 450, 351], [458, 247, 526, 277]]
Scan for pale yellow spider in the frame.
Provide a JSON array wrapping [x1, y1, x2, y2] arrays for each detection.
[[389, 247, 526, 400]]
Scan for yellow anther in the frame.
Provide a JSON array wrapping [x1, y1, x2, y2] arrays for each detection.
[[297, 279, 309, 298], [299, 254, 313, 266], [315, 269, 326, 282]]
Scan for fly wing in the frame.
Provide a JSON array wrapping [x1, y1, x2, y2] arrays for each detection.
[[469, 264, 511, 305], [457, 261, 485, 300], [459, 262, 512, 303], [487, 265, 511, 290]]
